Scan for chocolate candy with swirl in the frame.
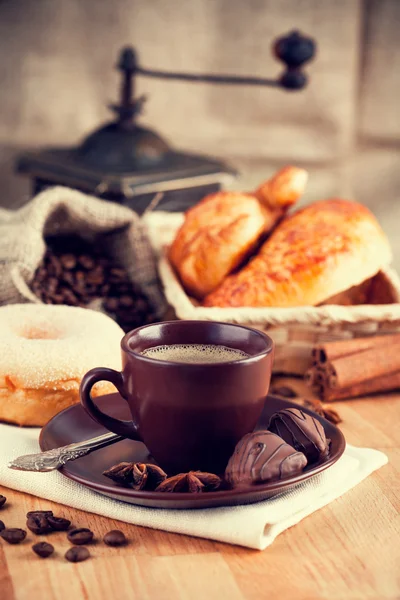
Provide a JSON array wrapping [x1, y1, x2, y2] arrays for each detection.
[[268, 408, 330, 463], [225, 431, 307, 487]]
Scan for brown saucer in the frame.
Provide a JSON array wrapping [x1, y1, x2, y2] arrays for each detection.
[[39, 394, 346, 509]]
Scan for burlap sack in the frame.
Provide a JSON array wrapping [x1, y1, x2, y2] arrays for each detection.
[[0, 186, 167, 317]]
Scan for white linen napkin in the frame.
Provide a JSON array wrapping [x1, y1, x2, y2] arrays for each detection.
[[0, 423, 387, 550]]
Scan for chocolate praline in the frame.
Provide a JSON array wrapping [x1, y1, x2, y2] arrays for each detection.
[[225, 430, 307, 487], [268, 408, 329, 463]]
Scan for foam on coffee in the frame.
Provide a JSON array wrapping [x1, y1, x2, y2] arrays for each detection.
[[141, 343, 249, 364]]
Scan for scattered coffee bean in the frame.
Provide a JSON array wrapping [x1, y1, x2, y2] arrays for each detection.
[[65, 546, 90, 563], [27, 514, 52, 535], [0, 520, 5, 532], [32, 542, 54, 558], [47, 516, 71, 531], [26, 510, 53, 518], [270, 385, 298, 398], [67, 528, 94, 545], [103, 530, 127, 547], [0, 495, 6, 508], [0, 528, 27, 544]]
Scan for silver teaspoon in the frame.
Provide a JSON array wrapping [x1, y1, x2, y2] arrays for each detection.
[[8, 432, 122, 472]]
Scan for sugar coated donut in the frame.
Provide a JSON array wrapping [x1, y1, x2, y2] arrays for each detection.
[[0, 304, 124, 426]]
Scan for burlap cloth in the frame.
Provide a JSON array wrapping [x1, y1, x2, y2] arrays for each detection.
[[0, 186, 166, 317]]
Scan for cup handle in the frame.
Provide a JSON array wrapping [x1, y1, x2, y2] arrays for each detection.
[[80, 367, 140, 440]]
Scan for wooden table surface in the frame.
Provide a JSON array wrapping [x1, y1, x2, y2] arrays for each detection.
[[0, 378, 399, 600]]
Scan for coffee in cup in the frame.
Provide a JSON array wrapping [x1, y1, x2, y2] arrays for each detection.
[[140, 343, 249, 363]]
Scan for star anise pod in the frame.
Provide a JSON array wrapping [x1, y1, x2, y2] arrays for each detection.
[[320, 406, 342, 425], [301, 398, 342, 424], [155, 471, 221, 493], [103, 462, 167, 490]]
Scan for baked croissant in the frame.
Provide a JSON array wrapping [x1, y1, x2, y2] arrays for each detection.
[[204, 199, 392, 308], [169, 166, 308, 299]]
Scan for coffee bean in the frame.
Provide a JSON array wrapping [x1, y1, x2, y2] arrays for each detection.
[[47, 516, 71, 531], [31, 234, 157, 333], [32, 542, 54, 558], [270, 385, 298, 398], [49, 255, 63, 275], [104, 297, 119, 311], [27, 514, 52, 535], [47, 261, 62, 279], [62, 271, 75, 286], [65, 546, 90, 563], [0, 495, 6, 508], [67, 528, 94, 545], [79, 255, 95, 270], [62, 289, 79, 306], [52, 293, 65, 303], [60, 254, 77, 270], [87, 272, 104, 285], [35, 267, 46, 282], [75, 270, 85, 284], [32, 281, 43, 295], [110, 267, 125, 280], [0, 528, 27, 544], [135, 298, 147, 311], [120, 295, 134, 308], [103, 530, 127, 547], [47, 277, 59, 294], [26, 510, 53, 518], [84, 284, 98, 296], [0, 520, 5, 531]]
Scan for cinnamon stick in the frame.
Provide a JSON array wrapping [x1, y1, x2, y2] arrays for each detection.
[[312, 333, 400, 363], [326, 342, 400, 389], [307, 334, 400, 401], [305, 366, 331, 399], [305, 366, 327, 391], [305, 363, 400, 401], [321, 370, 400, 401]]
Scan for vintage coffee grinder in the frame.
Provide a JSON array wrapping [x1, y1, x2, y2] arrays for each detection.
[[16, 31, 315, 214]]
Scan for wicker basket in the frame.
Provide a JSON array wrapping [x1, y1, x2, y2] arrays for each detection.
[[146, 212, 400, 375]]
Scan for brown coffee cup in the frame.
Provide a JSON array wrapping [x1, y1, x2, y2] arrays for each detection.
[[80, 320, 274, 474]]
